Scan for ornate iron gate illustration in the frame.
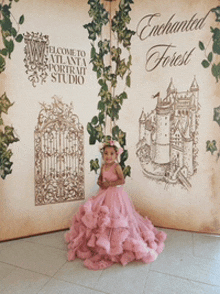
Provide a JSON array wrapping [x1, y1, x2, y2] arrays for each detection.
[[34, 96, 84, 205]]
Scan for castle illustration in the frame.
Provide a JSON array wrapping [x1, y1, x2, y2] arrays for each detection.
[[136, 77, 199, 189]]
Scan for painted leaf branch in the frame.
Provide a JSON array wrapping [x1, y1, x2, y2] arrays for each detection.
[[84, 0, 135, 177], [205, 84, 220, 159], [199, 6, 220, 82], [199, 5, 220, 160], [0, 0, 24, 72], [208, 106, 220, 160], [206, 140, 217, 154], [0, 0, 24, 179], [0, 93, 19, 179]]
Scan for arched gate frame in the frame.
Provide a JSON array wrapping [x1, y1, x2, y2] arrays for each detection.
[[34, 96, 85, 205]]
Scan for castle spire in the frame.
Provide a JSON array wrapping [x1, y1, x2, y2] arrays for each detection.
[[190, 76, 199, 91], [167, 78, 175, 95], [139, 108, 146, 121]]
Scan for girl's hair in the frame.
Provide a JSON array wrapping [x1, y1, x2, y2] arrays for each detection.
[[99, 140, 123, 156], [102, 145, 118, 154]]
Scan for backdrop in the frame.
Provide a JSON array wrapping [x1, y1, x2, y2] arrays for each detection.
[[1, 0, 220, 241]]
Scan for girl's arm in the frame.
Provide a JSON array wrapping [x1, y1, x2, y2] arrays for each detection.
[[102, 164, 125, 188], [97, 166, 103, 187]]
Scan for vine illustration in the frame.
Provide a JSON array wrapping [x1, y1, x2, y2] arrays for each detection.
[[0, 0, 24, 72], [0, 0, 24, 179], [206, 105, 220, 160], [199, 6, 220, 82], [84, 0, 135, 177], [199, 5, 220, 159]]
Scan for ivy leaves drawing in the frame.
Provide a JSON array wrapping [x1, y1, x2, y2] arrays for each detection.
[[0, 0, 24, 73], [84, 0, 135, 177], [0, 0, 24, 179], [206, 140, 217, 155], [199, 6, 220, 82], [0, 93, 19, 179], [205, 101, 220, 160], [199, 5, 220, 160]]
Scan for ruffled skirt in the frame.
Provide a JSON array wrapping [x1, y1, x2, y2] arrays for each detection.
[[65, 186, 166, 270]]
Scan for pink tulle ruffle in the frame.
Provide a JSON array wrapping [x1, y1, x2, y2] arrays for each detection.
[[65, 193, 167, 270]]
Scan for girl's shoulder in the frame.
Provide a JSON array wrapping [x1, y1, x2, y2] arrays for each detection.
[[111, 162, 120, 170], [114, 162, 120, 168], [114, 163, 123, 172]]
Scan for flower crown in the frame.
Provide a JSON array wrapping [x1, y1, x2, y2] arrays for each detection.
[[99, 140, 124, 156]]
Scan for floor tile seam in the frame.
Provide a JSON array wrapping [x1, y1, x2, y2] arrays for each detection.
[[149, 269, 220, 288], [141, 267, 152, 294], [136, 262, 153, 294], [51, 260, 68, 278], [51, 277, 111, 294], [20, 239, 67, 252], [36, 276, 54, 294], [0, 260, 56, 278], [0, 262, 18, 282], [53, 273, 105, 292], [93, 267, 104, 288]]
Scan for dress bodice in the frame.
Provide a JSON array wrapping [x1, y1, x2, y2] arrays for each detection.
[[102, 163, 118, 182]]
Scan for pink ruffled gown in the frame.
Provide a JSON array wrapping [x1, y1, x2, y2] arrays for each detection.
[[65, 163, 167, 270]]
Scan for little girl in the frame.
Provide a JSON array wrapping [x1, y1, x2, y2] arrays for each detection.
[[65, 141, 167, 270]]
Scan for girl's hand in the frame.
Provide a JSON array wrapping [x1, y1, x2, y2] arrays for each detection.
[[101, 180, 110, 189], [97, 177, 102, 187], [97, 172, 103, 187]]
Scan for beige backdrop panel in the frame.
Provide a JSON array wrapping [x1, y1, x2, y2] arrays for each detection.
[[118, 0, 220, 234], [0, 0, 103, 241], [1, 0, 220, 241]]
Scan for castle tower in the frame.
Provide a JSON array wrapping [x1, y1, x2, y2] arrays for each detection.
[[183, 119, 193, 176], [139, 109, 146, 141], [190, 104, 196, 133], [190, 76, 199, 110], [152, 97, 172, 164], [166, 78, 176, 103], [167, 78, 176, 95], [190, 76, 199, 133]]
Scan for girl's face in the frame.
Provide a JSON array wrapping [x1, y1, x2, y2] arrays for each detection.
[[103, 146, 117, 165]]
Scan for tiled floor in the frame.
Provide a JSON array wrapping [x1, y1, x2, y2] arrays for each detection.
[[0, 228, 220, 294]]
